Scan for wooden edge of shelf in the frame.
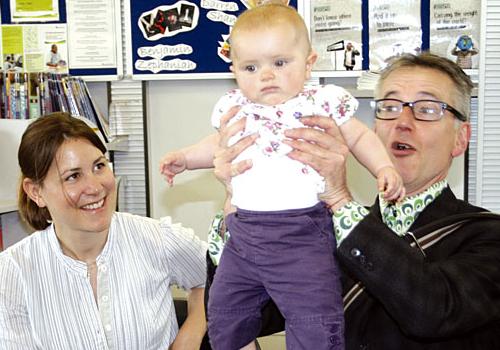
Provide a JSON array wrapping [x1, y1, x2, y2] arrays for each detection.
[[0, 200, 17, 214]]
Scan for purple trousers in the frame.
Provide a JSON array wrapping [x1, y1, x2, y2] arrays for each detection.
[[208, 203, 344, 350]]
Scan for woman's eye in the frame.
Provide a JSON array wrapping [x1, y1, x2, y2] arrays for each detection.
[[95, 161, 109, 171], [65, 173, 79, 181]]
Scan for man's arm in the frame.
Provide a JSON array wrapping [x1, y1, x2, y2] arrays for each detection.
[[337, 206, 500, 337]]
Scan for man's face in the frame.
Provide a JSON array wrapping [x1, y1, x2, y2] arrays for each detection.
[[374, 67, 470, 195]]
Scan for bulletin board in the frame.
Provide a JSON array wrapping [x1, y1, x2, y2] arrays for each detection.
[[127, 0, 299, 80], [0, 0, 122, 81], [306, 0, 481, 74]]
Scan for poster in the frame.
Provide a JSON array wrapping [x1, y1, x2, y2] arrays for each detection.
[[369, 0, 421, 71], [9, 0, 59, 22], [0, 7, 3, 71], [430, 0, 480, 69], [66, 0, 118, 69], [2, 25, 24, 72], [1, 24, 68, 73], [130, 0, 297, 78], [310, 0, 362, 72]]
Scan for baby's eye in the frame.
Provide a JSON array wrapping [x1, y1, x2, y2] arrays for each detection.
[[245, 65, 256, 72], [275, 59, 287, 67]]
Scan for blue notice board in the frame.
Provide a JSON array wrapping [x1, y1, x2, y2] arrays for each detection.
[[1, 0, 120, 80], [128, 0, 298, 80]]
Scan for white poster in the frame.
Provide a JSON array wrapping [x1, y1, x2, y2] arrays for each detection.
[[430, 0, 480, 69], [66, 0, 118, 69], [369, 0, 422, 71], [24, 24, 68, 73], [310, 0, 362, 71]]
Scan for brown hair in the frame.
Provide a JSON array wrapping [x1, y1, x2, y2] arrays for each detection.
[[229, 3, 311, 59], [18, 112, 107, 231], [375, 52, 474, 121]]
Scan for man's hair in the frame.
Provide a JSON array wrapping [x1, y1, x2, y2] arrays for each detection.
[[375, 52, 474, 121], [229, 3, 311, 59]]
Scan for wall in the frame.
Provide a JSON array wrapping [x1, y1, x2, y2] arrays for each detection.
[[147, 79, 236, 239]]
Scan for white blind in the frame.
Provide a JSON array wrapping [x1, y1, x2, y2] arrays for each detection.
[[109, 0, 148, 216], [472, 0, 500, 212]]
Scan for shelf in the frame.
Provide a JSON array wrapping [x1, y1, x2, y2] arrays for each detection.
[[0, 200, 17, 214]]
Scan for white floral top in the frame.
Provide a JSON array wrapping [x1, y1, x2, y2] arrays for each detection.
[[211, 85, 358, 211]]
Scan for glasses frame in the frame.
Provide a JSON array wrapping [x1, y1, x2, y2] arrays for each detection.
[[373, 98, 467, 122]]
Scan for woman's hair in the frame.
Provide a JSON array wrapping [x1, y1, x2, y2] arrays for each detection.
[[375, 52, 474, 121], [18, 112, 107, 231]]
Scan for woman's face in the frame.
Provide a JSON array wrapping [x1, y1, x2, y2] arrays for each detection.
[[34, 138, 116, 237]]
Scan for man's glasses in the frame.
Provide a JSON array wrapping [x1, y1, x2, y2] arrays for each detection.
[[372, 99, 467, 122]]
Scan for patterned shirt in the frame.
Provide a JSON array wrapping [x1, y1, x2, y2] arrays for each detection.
[[0, 212, 207, 350], [211, 85, 358, 211], [334, 180, 447, 244]]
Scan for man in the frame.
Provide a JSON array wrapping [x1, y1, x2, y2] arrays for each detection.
[[343, 42, 360, 70], [46, 44, 61, 68], [210, 52, 500, 349]]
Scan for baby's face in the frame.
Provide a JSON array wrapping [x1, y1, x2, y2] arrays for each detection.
[[230, 25, 315, 106]]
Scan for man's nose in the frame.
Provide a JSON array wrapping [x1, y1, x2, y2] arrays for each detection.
[[395, 105, 417, 129]]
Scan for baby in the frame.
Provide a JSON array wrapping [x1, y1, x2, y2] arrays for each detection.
[[160, 4, 404, 349]]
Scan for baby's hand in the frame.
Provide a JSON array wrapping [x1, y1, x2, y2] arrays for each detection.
[[159, 151, 187, 186], [377, 166, 405, 202]]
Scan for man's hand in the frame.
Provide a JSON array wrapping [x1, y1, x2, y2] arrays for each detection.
[[213, 106, 257, 215], [284, 116, 352, 211]]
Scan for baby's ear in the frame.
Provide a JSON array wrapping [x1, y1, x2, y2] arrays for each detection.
[[305, 50, 318, 78], [230, 65, 235, 73]]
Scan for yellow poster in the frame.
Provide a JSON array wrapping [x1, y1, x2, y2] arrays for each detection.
[[2, 26, 24, 72], [10, 0, 59, 22], [16, 0, 53, 12], [2, 26, 24, 54]]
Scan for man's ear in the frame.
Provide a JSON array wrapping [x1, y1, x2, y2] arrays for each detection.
[[305, 50, 318, 79], [23, 178, 46, 208], [451, 122, 471, 158]]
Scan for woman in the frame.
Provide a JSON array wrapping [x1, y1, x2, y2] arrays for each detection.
[[0, 113, 207, 349]]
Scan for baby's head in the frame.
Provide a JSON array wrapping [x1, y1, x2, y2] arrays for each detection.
[[229, 4, 316, 106]]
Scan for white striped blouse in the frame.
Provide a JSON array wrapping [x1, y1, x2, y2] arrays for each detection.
[[0, 212, 207, 349]]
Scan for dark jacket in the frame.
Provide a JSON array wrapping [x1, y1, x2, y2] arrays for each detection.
[[206, 187, 500, 349], [338, 187, 500, 349]]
